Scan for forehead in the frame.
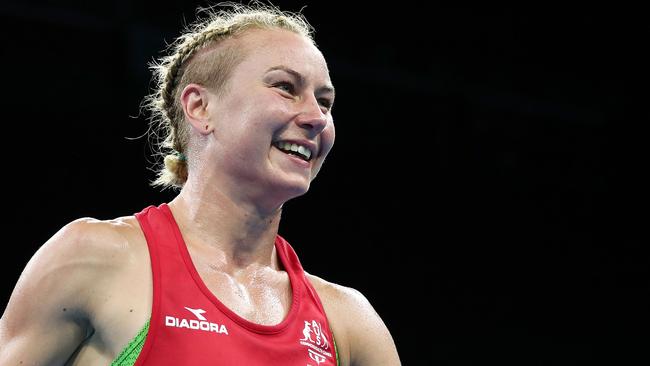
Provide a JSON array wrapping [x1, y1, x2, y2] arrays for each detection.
[[235, 28, 331, 82]]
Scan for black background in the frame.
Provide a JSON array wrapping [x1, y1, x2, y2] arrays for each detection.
[[0, 1, 647, 365]]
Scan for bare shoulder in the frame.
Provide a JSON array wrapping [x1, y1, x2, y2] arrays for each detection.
[[58, 214, 143, 251], [30, 215, 142, 258], [305, 273, 402, 366], [0, 215, 147, 364], [3, 215, 145, 317], [26, 215, 144, 285], [305, 272, 373, 315]]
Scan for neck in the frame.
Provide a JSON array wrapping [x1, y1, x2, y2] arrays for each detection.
[[167, 180, 283, 270]]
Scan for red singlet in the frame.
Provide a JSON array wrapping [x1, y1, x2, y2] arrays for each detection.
[[133, 203, 337, 365]]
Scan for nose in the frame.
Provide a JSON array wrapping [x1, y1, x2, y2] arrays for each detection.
[[295, 94, 328, 135]]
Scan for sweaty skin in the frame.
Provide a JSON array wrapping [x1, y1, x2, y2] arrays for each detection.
[[0, 28, 401, 366]]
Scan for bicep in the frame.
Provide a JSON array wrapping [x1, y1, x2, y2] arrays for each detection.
[[345, 290, 401, 366], [0, 221, 97, 364], [0, 308, 88, 365], [0, 270, 90, 365]]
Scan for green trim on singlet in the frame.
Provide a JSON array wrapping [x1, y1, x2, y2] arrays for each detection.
[[110, 319, 340, 365], [110, 320, 149, 366], [333, 334, 340, 366]]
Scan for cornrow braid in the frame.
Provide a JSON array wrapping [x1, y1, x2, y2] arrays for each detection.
[[160, 26, 231, 118], [142, 2, 314, 190]]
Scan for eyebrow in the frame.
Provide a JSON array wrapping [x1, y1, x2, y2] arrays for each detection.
[[265, 65, 335, 96]]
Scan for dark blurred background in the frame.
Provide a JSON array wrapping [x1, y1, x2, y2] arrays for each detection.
[[0, 1, 647, 365]]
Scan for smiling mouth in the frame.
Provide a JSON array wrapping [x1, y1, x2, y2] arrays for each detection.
[[273, 141, 313, 162]]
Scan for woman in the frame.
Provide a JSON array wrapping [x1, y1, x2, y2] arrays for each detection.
[[0, 3, 401, 365]]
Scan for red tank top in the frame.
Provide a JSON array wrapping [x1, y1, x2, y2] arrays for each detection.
[[133, 203, 337, 365]]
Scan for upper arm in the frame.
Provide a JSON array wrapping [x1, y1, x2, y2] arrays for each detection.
[[0, 218, 105, 365], [342, 288, 401, 366], [308, 274, 401, 366]]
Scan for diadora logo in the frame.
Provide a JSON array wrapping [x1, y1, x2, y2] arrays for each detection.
[[299, 320, 332, 364], [184, 307, 207, 320], [164, 306, 228, 335]]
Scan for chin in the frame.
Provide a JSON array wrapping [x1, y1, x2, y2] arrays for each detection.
[[275, 179, 311, 203], [286, 182, 311, 199], [265, 170, 313, 204]]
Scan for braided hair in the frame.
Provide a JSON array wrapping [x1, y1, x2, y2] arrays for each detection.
[[143, 2, 314, 189]]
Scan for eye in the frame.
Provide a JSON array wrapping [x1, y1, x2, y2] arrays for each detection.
[[273, 81, 295, 94], [318, 98, 333, 111]]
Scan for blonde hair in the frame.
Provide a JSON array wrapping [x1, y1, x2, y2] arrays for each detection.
[[143, 1, 314, 190]]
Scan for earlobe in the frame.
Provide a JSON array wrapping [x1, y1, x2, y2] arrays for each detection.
[[180, 83, 213, 135]]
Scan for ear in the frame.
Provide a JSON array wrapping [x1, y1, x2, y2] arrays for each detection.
[[180, 83, 215, 135]]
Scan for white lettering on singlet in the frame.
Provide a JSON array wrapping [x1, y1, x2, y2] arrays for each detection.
[[165, 315, 229, 335]]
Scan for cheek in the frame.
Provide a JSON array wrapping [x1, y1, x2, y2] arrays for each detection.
[[228, 104, 276, 141], [320, 122, 336, 157], [242, 94, 291, 131], [310, 126, 334, 180]]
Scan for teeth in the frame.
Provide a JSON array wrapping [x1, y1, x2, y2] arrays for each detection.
[[298, 146, 311, 160], [275, 141, 313, 161]]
